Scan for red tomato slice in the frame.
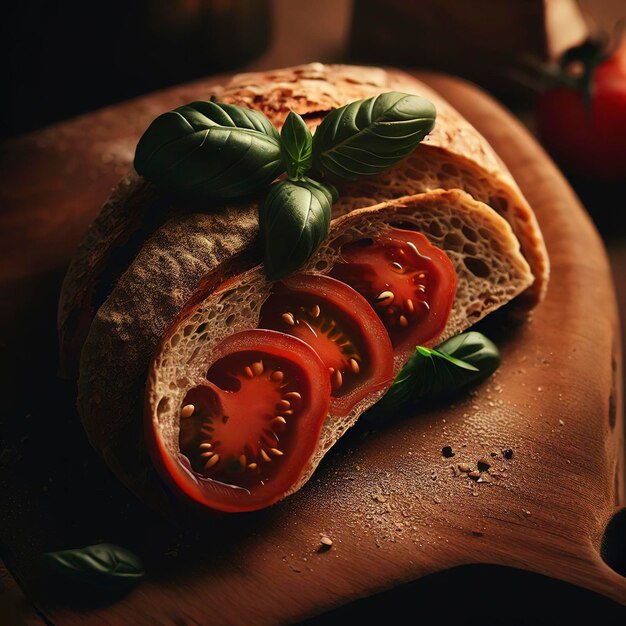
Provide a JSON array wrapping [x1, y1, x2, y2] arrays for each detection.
[[146, 329, 331, 513], [329, 227, 457, 359], [259, 274, 394, 416]]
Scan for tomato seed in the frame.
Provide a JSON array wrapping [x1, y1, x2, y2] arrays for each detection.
[[332, 369, 343, 390], [271, 370, 284, 383], [204, 454, 220, 470], [376, 290, 394, 304], [251, 360, 264, 375], [281, 312, 295, 326], [181, 404, 195, 418]]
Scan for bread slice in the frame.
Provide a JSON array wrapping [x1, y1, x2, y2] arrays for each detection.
[[217, 63, 549, 302], [59, 63, 548, 378], [144, 189, 533, 508]]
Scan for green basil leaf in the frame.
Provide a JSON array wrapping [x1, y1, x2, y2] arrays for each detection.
[[134, 100, 283, 200], [260, 178, 335, 280], [280, 111, 313, 178], [369, 331, 501, 415], [312, 91, 436, 180], [43, 543, 144, 588], [436, 332, 501, 376]]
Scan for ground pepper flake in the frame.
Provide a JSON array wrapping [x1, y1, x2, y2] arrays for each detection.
[[441, 446, 455, 458]]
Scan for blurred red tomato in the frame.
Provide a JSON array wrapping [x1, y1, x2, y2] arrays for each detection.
[[535, 38, 626, 181]]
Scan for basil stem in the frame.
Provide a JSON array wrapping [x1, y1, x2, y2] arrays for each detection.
[[312, 92, 436, 180], [280, 111, 313, 178], [260, 178, 337, 281], [134, 100, 284, 200]]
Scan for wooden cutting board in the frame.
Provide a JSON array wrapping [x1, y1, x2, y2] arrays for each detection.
[[0, 71, 624, 625]]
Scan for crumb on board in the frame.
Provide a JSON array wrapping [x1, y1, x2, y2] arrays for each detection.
[[319, 536, 333, 552], [477, 457, 491, 472]]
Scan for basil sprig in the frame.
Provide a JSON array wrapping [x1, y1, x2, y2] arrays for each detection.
[[369, 331, 501, 416], [260, 178, 336, 280], [43, 543, 145, 589], [133, 92, 436, 277], [312, 92, 436, 180], [134, 100, 283, 200]]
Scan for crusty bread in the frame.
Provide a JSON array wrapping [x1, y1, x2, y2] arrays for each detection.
[[57, 174, 159, 377], [146, 190, 533, 505], [217, 64, 548, 302], [59, 63, 548, 378], [64, 63, 547, 512], [76, 204, 262, 511]]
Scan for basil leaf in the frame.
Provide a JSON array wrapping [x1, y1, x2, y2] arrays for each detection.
[[312, 92, 436, 180], [280, 111, 313, 178], [134, 100, 283, 200], [370, 332, 501, 415], [43, 543, 144, 589], [436, 332, 501, 375], [260, 178, 336, 280]]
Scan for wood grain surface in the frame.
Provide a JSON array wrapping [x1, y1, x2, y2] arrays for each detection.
[[0, 71, 624, 625]]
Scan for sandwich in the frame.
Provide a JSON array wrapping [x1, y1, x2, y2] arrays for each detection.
[[58, 63, 548, 513]]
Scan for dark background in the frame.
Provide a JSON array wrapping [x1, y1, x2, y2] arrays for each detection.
[[1, 0, 624, 141], [0, 1, 271, 141]]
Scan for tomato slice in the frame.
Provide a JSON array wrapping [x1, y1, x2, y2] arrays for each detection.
[[146, 329, 331, 513], [259, 274, 394, 416], [329, 227, 457, 358]]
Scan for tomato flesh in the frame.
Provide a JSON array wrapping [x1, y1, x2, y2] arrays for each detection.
[[259, 274, 394, 416], [147, 330, 331, 513], [330, 227, 457, 358]]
